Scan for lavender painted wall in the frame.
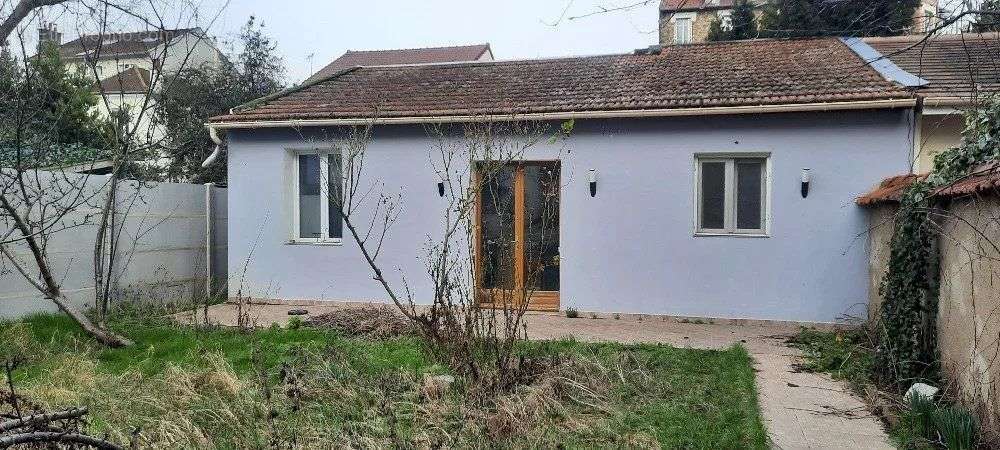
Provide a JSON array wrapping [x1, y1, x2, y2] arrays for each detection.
[[226, 110, 913, 323]]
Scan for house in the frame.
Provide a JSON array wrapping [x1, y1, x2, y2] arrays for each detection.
[[205, 37, 931, 324], [658, 0, 940, 45], [304, 44, 493, 84], [41, 24, 224, 147], [864, 33, 1000, 173]]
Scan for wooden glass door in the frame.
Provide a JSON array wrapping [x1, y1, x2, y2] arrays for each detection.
[[476, 161, 560, 311]]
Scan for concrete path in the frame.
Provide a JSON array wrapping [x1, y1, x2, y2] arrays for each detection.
[[179, 303, 895, 450]]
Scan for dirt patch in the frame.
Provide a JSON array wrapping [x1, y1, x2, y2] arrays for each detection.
[[303, 306, 417, 339]]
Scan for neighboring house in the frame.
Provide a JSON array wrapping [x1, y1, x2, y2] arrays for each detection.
[[40, 24, 223, 150], [304, 43, 493, 84], [864, 33, 1000, 173], [207, 37, 927, 323], [659, 0, 764, 45], [658, 0, 940, 45]]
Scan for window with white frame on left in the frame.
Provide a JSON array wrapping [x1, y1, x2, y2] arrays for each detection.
[[674, 18, 692, 44], [293, 152, 343, 243]]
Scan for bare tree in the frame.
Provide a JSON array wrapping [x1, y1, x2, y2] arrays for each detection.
[[0, 0, 224, 346], [297, 117, 570, 390]]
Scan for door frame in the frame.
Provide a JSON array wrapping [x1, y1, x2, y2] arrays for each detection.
[[473, 160, 561, 312]]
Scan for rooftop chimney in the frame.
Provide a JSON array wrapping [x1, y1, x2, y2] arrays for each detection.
[[37, 22, 62, 51], [634, 44, 663, 55]]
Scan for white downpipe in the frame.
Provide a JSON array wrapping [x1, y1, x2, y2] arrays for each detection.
[[204, 182, 214, 299], [201, 126, 223, 167]]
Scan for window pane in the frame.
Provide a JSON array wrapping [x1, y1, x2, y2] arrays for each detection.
[[736, 160, 763, 230], [298, 154, 321, 238], [480, 166, 516, 290], [700, 161, 726, 229], [523, 163, 560, 292], [328, 154, 343, 239], [676, 19, 691, 44]]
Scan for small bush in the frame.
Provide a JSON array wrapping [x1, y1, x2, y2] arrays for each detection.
[[934, 406, 977, 450], [613, 313, 621, 320], [564, 308, 579, 319], [903, 393, 938, 440], [787, 327, 873, 390]]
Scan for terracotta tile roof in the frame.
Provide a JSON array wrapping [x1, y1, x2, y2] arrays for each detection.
[[661, 0, 735, 11], [864, 33, 1000, 101], [660, 0, 764, 12], [212, 37, 913, 124], [936, 162, 1000, 198], [95, 67, 151, 94], [857, 163, 1000, 206], [57, 28, 200, 61], [856, 173, 927, 206], [304, 44, 492, 84]]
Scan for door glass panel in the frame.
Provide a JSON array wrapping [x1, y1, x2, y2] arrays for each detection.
[[700, 161, 726, 229], [523, 163, 560, 292], [480, 165, 516, 289], [298, 154, 321, 238], [736, 160, 763, 230]]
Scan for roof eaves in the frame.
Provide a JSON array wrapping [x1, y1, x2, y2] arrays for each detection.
[[209, 98, 917, 128]]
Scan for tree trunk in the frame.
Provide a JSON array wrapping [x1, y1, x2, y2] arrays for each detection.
[[0, 194, 132, 348], [48, 294, 132, 348]]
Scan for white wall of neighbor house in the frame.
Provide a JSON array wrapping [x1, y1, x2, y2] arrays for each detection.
[[66, 33, 222, 82], [225, 109, 913, 323], [94, 92, 164, 143], [0, 171, 227, 319]]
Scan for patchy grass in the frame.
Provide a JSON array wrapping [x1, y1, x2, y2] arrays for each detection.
[[2, 314, 767, 449], [787, 327, 874, 393], [789, 327, 985, 449]]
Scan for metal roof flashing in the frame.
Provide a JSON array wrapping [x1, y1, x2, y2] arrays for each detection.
[[841, 37, 929, 88]]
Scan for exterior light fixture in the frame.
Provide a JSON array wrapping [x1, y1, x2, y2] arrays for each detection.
[[588, 169, 597, 197], [801, 168, 811, 198], [436, 170, 445, 197]]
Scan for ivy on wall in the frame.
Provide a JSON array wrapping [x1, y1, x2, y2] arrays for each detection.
[[876, 99, 1000, 388]]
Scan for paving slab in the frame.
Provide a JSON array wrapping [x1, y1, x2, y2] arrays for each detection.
[[177, 302, 895, 450]]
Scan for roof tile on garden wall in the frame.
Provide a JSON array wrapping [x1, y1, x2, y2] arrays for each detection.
[[857, 174, 928, 206], [858, 163, 1000, 206]]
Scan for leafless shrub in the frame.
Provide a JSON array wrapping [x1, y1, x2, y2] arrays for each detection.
[[297, 116, 571, 393]]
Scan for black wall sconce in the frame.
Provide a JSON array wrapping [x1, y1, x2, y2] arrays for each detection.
[[801, 168, 811, 198], [588, 169, 597, 197], [436, 170, 445, 197]]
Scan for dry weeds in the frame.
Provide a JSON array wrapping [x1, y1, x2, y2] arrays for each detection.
[[303, 306, 417, 339]]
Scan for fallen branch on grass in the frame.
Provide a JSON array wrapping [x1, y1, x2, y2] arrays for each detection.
[[0, 431, 123, 449], [0, 407, 88, 432]]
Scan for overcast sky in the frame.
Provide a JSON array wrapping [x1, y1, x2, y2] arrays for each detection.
[[20, 0, 661, 84], [213, 0, 660, 83]]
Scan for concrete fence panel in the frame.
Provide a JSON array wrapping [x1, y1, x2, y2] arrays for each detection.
[[0, 171, 227, 319]]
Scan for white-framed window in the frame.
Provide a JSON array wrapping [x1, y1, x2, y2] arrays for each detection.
[[695, 153, 770, 236], [291, 150, 343, 244], [674, 17, 693, 44]]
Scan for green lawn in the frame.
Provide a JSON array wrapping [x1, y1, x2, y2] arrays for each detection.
[[2, 314, 767, 449]]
